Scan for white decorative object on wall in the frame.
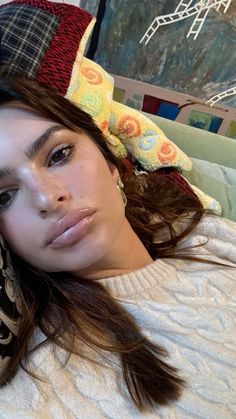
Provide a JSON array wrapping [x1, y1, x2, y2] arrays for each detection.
[[206, 86, 236, 106], [140, 0, 232, 45], [0, 0, 82, 4]]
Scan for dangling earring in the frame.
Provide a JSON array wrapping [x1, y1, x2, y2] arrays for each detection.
[[116, 178, 127, 207]]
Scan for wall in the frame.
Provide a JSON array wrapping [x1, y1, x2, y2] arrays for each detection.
[[113, 74, 236, 139], [2, 0, 235, 137], [2, 0, 235, 110], [88, 0, 236, 109]]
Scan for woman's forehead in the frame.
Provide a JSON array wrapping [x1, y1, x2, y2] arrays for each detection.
[[0, 101, 49, 125], [0, 107, 99, 171], [0, 106, 59, 145]]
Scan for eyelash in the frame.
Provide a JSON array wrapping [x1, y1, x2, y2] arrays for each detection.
[[0, 145, 76, 211], [48, 144, 75, 167]]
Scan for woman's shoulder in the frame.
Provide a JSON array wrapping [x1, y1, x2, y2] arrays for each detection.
[[176, 214, 236, 266], [193, 214, 236, 239]]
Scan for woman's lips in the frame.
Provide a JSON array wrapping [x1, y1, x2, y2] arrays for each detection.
[[48, 213, 95, 248], [45, 208, 96, 247]]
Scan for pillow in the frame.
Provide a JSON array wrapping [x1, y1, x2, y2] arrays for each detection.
[[67, 55, 114, 138], [67, 56, 192, 169], [67, 56, 222, 215], [183, 158, 236, 222], [0, 0, 95, 95]]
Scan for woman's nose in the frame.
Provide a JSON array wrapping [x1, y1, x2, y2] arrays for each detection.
[[27, 173, 71, 216]]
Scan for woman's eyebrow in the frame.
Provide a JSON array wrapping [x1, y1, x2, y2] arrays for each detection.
[[25, 125, 66, 159], [0, 125, 66, 180]]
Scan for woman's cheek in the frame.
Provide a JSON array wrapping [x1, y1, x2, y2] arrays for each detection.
[[1, 215, 31, 250]]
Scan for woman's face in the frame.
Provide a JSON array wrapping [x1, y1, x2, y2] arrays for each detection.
[[0, 106, 129, 277]]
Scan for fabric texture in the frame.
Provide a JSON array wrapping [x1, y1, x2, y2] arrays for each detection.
[[0, 0, 94, 94], [69, 56, 192, 170], [0, 215, 235, 418], [0, 4, 59, 78], [145, 113, 236, 170], [68, 56, 222, 215]]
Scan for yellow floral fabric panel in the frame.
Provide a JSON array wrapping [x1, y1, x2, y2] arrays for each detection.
[[109, 100, 192, 172], [67, 57, 192, 172], [66, 56, 221, 215], [66, 56, 113, 136]]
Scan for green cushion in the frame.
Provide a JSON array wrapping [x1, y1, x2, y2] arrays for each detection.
[[141, 112, 236, 221], [144, 113, 236, 170], [183, 158, 236, 222]]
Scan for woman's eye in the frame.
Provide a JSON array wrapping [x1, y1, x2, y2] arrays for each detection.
[[0, 146, 76, 212], [0, 190, 16, 210], [49, 145, 75, 167]]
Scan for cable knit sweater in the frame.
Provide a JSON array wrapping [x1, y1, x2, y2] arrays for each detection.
[[0, 215, 235, 418]]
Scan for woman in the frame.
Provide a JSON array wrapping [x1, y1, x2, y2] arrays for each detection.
[[0, 76, 235, 418]]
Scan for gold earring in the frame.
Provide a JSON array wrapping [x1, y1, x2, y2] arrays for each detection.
[[117, 179, 127, 207]]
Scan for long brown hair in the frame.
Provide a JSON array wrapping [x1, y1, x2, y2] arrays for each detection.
[[0, 76, 227, 413]]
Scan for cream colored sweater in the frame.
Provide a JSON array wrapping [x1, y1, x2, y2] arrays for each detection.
[[0, 215, 235, 418]]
